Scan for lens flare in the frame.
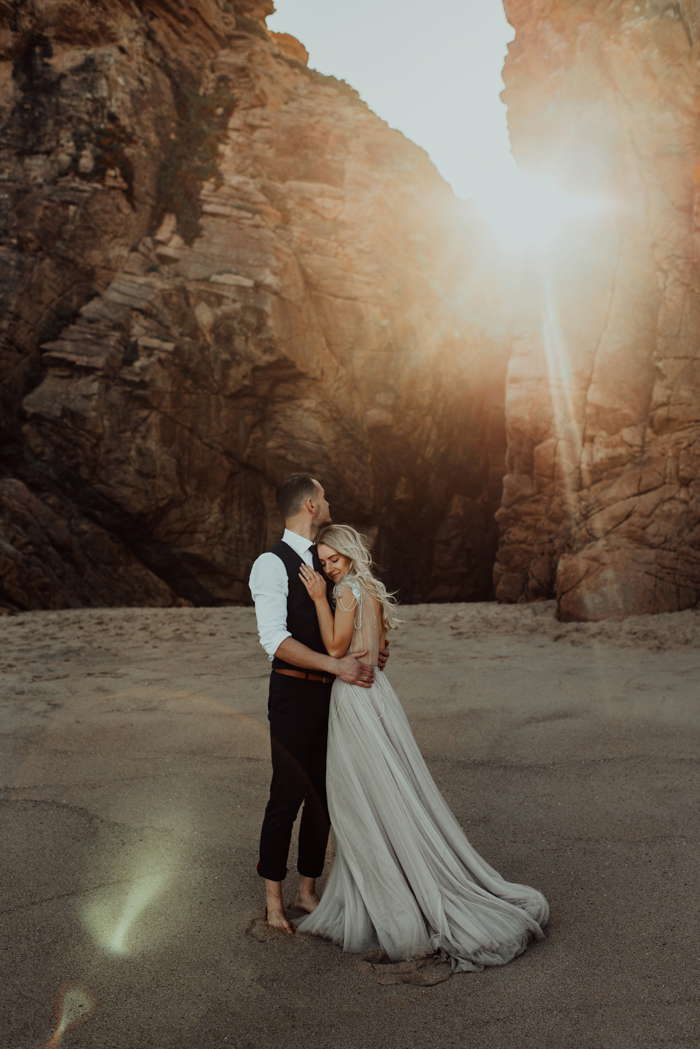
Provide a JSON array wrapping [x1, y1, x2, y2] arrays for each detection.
[[78, 689, 267, 956], [43, 983, 97, 1049], [103, 871, 168, 956], [82, 837, 179, 957]]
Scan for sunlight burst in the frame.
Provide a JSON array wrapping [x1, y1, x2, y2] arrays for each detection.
[[478, 171, 602, 251]]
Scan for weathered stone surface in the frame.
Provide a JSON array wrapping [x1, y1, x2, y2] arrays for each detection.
[[269, 31, 309, 66], [0, 0, 239, 433], [1, 0, 508, 609], [496, 0, 700, 619]]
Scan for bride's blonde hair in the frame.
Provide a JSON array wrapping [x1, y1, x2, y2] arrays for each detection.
[[317, 524, 400, 630]]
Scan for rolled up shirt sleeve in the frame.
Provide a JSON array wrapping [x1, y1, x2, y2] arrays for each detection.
[[249, 552, 290, 661]]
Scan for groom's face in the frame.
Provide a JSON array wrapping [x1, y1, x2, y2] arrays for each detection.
[[311, 482, 332, 530]]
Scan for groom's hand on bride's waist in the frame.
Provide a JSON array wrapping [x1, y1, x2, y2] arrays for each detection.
[[335, 651, 374, 688], [378, 640, 390, 671]]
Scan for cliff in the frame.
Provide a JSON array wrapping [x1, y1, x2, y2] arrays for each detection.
[[0, 0, 508, 610], [6, 0, 697, 620], [496, 0, 700, 619]]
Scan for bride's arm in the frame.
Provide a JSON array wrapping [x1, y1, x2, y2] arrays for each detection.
[[299, 566, 356, 657]]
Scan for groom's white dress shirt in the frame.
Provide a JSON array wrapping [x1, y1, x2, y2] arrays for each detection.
[[249, 528, 316, 661]]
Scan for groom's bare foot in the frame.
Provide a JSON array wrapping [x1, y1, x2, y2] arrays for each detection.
[[265, 904, 293, 934], [293, 889, 320, 914], [294, 874, 320, 914], [264, 879, 294, 935]]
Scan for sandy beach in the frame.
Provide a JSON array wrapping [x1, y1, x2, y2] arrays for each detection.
[[1, 601, 699, 1048]]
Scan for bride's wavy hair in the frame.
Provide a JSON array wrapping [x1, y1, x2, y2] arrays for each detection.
[[317, 524, 400, 630]]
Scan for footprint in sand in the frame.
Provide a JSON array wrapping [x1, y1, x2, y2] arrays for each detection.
[[246, 911, 297, 942], [355, 952, 452, 986]]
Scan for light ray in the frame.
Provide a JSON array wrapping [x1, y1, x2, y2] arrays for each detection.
[[542, 268, 581, 462], [538, 267, 584, 565], [540, 268, 627, 621]]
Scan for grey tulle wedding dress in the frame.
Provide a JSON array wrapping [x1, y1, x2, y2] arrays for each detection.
[[295, 579, 549, 972]]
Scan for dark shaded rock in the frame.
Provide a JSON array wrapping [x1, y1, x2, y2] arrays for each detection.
[[0, 477, 184, 609]]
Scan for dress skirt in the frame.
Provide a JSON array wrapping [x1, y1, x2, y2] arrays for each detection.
[[296, 671, 549, 972]]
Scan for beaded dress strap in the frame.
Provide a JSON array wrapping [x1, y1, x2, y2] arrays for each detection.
[[333, 578, 363, 627]]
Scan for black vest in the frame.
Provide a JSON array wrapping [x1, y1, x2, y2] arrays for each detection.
[[270, 541, 334, 672]]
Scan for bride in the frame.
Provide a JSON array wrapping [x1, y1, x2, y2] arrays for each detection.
[[295, 524, 549, 972]]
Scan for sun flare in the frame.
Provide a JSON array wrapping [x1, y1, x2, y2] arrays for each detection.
[[478, 169, 603, 251]]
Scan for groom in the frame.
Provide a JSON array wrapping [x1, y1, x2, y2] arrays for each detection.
[[249, 473, 386, 932]]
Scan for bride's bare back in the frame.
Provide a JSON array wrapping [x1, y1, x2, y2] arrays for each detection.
[[334, 579, 385, 667]]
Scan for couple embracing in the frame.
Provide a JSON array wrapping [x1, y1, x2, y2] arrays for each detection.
[[249, 473, 548, 972]]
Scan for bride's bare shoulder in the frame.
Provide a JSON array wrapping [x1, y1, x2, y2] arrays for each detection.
[[334, 577, 362, 606]]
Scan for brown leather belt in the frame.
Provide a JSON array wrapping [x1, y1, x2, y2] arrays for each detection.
[[274, 668, 334, 684]]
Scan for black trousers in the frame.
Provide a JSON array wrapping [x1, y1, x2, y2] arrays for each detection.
[[257, 672, 332, 882]]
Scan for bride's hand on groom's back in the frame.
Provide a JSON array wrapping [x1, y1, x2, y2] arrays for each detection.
[[335, 651, 374, 688]]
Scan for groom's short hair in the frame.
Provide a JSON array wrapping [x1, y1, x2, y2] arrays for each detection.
[[276, 473, 320, 520]]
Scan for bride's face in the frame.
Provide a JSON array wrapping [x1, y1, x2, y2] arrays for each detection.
[[317, 543, 351, 582]]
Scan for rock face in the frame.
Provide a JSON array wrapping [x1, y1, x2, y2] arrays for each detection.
[[0, 0, 508, 610], [496, 0, 700, 619], [10, 0, 697, 620]]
